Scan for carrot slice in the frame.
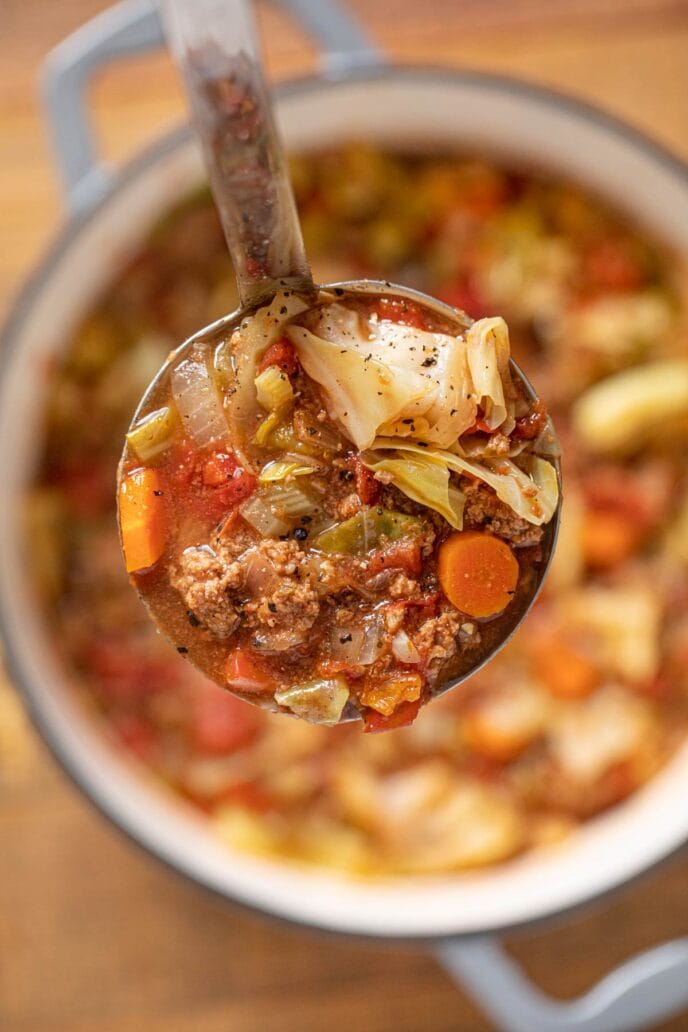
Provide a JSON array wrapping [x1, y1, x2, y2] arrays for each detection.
[[581, 510, 642, 570], [530, 636, 600, 699], [437, 530, 519, 618], [119, 467, 167, 573]]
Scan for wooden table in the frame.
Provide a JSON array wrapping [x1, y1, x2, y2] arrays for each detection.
[[2, 2, 688, 1029]]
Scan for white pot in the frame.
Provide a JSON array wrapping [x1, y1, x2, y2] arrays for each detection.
[[3, 3, 688, 1029]]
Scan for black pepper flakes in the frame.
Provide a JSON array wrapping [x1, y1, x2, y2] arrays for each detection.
[[339, 633, 353, 643], [268, 602, 278, 613], [176, 646, 189, 654], [293, 526, 308, 541], [187, 611, 201, 627]]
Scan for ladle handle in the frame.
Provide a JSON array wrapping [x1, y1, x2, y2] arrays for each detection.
[[162, 0, 313, 306]]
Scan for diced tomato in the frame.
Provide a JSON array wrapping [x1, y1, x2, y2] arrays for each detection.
[[225, 648, 274, 694], [87, 641, 175, 701], [373, 297, 428, 329], [585, 238, 644, 293], [190, 687, 262, 755], [213, 468, 256, 514], [352, 457, 381, 505], [51, 462, 113, 517], [438, 279, 488, 320], [202, 452, 238, 486], [369, 538, 422, 577], [512, 402, 547, 441], [257, 336, 299, 376], [221, 780, 274, 812], [363, 697, 422, 733]]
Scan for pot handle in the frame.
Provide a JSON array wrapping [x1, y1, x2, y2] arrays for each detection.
[[41, 0, 380, 215], [436, 934, 688, 1032]]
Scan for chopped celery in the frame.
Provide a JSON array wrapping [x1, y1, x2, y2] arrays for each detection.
[[258, 460, 316, 484], [255, 365, 293, 412], [254, 410, 283, 446], [126, 406, 176, 461], [268, 422, 320, 457], [267, 482, 318, 519], [314, 507, 422, 555], [275, 678, 349, 725]]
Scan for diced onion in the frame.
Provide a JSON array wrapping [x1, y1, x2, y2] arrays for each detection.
[[171, 347, 228, 447], [240, 494, 290, 537], [392, 629, 421, 665]]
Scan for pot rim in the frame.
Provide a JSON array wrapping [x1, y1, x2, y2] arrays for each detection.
[[3, 62, 688, 942]]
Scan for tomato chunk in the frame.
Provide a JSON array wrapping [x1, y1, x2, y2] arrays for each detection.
[[369, 538, 422, 577], [257, 337, 299, 376], [225, 648, 274, 694], [190, 687, 262, 754]]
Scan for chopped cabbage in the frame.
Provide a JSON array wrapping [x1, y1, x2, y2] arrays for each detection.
[[222, 291, 308, 467], [286, 325, 433, 451], [275, 678, 349, 725], [572, 358, 688, 454], [371, 438, 559, 526], [465, 317, 510, 429], [287, 302, 494, 449], [364, 453, 465, 529]]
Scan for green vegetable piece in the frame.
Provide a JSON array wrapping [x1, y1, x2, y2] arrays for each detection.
[[314, 507, 422, 555], [365, 454, 465, 529], [126, 406, 176, 462], [275, 678, 349, 725], [255, 364, 293, 413]]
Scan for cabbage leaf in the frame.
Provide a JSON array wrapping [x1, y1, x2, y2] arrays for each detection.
[[364, 453, 465, 529], [371, 438, 558, 526]]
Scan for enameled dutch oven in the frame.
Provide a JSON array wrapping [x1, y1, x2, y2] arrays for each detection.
[[3, 3, 688, 1029]]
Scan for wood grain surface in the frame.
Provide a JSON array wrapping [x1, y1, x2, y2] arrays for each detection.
[[2, 2, 688, 1030]]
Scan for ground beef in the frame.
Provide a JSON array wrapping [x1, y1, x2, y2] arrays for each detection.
[[462, 481, 544, 548], [413, 608, 465, 671], [171, 537, 357, 650], [171, 546, 243, 638]]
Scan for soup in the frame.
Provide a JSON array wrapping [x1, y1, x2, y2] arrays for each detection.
[[28, 146, 688, 873]]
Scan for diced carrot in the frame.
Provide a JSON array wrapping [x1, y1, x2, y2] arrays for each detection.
[[257, 337, 299, 376], [581, 509, 643, 570], [118, 467, 167, 573], [530, 636, 600, 699], [363, 698, 422, 733], [225, 648, 274, 695], [437, 530, 519, 619], [360, 672, 423, 717], [368, 538, 422, 577], [464, 710, 534, 763]]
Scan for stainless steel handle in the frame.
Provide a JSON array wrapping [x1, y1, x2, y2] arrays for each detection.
[[437, 934, 688, 1032], [41, 0, 380, 215]]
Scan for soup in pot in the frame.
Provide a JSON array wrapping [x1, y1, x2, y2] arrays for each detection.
[[28, 146, 688, 873]]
